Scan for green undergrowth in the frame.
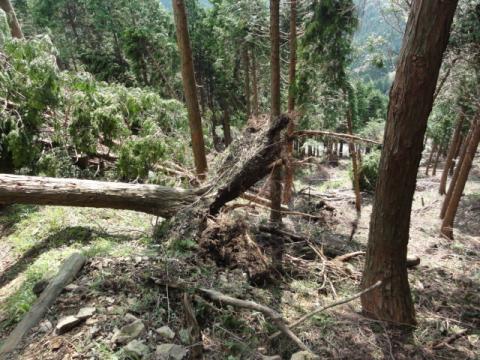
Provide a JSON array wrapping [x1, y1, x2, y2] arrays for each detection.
[[0, 205, 155, 329]]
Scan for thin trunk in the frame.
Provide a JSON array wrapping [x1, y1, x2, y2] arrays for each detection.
[[361, 0, 458, 325], [243, 45, 251, 117], [283, 0, 297, 205], [0, 0, 23, 39], [425, 142, 437, 176], [173, 0, 208, 179], [339, 141, 344, 157], [222, 108, 232, 147], [432, 143, 443, 176], [441, 115, 480, 239], [440, 120, 474, 219], [439, 114, 464, 194], [251, 49, 259, 117], [269, 0, 282, 224], [347, 110, 361, 212]]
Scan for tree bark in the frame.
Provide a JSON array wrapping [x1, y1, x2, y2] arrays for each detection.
[[439, 114, 464, 194], [432, 143, 443, 176], [251, 48, 259, 117], [441, 115, 480, 239], [347, 110, 362, 212], [173, 0, 208, 180], [269, 0, 282, 224], [283, 0, 297, 205], [222, 107, 232, 147], [243, 45, 251, 117], [361, 0, 458, 326], [0, 253, 86, 355], [425, 142, 437, 176], [0, 0, 23, 39], [440, 122, 474, 219], [0, 174, 200, 218]]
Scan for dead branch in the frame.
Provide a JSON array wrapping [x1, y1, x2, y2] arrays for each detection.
[[269, 280, 383, 340], [0, 253, 86, 355], [431, 329, 469, 350], [332, 251, 366, 262], [293, 130, 381, 146], [197, 288, 311, 352]]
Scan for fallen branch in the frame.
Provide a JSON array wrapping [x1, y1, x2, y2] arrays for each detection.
[[269, 280, 383, 340], [0, 253, 86, 355], [293, 130, 381, 146], [431, 329, 469, 350], [332, 251, 366, 262], [198, 288, 312, 352]]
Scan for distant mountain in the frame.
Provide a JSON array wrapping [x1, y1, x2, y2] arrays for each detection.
[[160, 0, 210, 10]]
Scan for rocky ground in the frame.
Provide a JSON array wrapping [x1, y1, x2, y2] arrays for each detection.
[[0, 158, 478, 359]]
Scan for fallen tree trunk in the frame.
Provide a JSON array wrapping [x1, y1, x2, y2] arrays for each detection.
[[293, 130, 381, 146], [0, 253, 86, 356], [0, 174, 201, 218]]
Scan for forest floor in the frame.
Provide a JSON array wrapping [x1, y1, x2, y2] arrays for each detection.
[[0, 157, 478, 360]]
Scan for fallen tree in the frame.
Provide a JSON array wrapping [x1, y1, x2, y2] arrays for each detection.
[[0, 115, 290, 218], [293, 130, 381, 146]]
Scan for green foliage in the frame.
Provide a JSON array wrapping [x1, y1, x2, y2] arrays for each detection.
[[352, 149, 381, 192]]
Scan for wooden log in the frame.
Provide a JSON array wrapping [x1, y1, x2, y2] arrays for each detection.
[[293, 130, 381, 146], [0, 174, 202, 218], [0, 253, 86, 355], [209, 115, 289, 215]]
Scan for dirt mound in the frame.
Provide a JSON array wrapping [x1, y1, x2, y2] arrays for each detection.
[[199, 217, 277, 285]]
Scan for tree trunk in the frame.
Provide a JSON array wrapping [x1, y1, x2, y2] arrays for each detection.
[[283, 0, 297, 205], [243, 45, 251, 118], [440, 122, 474, 219], [269, 0, 282, 224], [0, 0, 23, 39], [347, 110, 361, 212], [251, 49, 259, 117], [439, 114, 465, 194], [222, 108, 232, 147], [425, 142, 437, 176], [361, 0, 458, 326], [432, 143, 443, 176], [173, 0, 208, 180], [0, 174, 200, 217], [441, 115, 480, 239]]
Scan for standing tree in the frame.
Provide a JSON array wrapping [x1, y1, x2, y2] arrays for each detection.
[[269, 0, 282, 224], [172, 0, 208, 179], [439, 114, 464, 193], [361, 0, 459, 325], [0, 0, 23, 39], [283, 0, 297, 205], [441, 112, 480, 239]]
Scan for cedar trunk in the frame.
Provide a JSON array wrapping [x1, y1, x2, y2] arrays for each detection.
[[347, 110, 361, 212], [439, 114, 464, 194], [440, 122, 474, 219], [441, 115, 480, 239], [173, 0, 208, 179], [251, 49, 260, 117], [361, 0, 458, 325], [283, 0, 297, 205], [243, 46, 251, 117], [432, 143, 443, 176], [0, 0, 23, 39], [425, 142, 437, 175], [269, 0, 282, 224]]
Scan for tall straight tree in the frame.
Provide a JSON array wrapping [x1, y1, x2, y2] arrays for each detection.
[[439, 114, 464, 194], [361, 0, 458, 325], [441, 113, 480, 239], [269, 0, 282, 224], [283, 0, 297, 205], [173, 0, 208, 179], [0, 0, 23, 39]]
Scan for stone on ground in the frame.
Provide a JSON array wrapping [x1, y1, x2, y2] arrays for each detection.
[[156, 343, 188, 360]]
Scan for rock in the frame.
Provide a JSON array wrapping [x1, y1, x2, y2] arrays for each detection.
[[290, 351, 319, 360], [406, 255, 421, 268], [261, 356, 281, 360], [112, 319, 145, 344], [56, 316, 82, 334], [155, 344, 188, 360], [124, 340, 150, 358], [125, 313, 139, 323], [76, 307, 96, 320], [156, 326, 175, 340], [64, 283, 79, 292], [39, 320, 53, 333]]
